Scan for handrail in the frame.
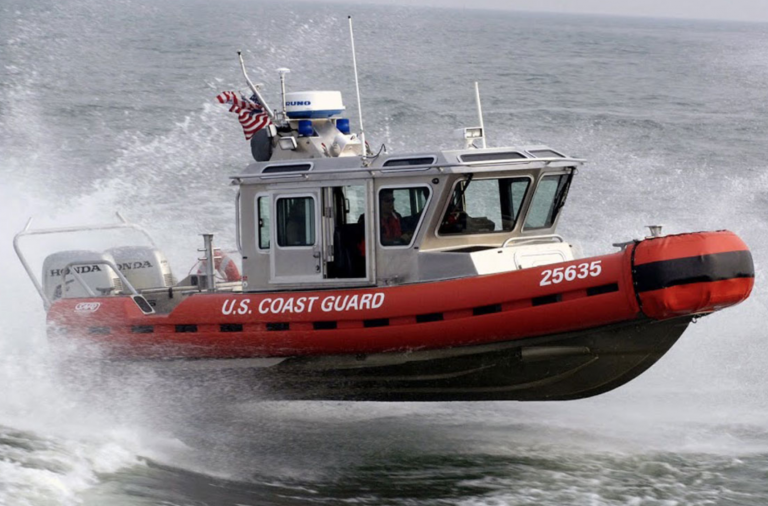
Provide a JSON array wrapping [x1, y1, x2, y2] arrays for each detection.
[[63, 259, 140, 297], [502, 234, 565, 248], [62, 259, 155, 315], [61, 260, 139, 297], [231, 157, 585, 182], [14, 212, 155, 242], [13, 212, 156, 308]]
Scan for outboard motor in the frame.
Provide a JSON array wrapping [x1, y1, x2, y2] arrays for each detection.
[[106, 246, 174, 290], [42, 250, 119, 302]]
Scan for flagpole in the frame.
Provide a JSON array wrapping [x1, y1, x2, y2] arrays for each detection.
[[238, 51, 276, 123], [348, 16, 367, 158]]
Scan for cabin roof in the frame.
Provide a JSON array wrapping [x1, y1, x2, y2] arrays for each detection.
[[231, 145, 585, 183]]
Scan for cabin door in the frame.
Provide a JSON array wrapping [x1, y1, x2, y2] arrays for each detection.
[[270, 191, 323, 283]]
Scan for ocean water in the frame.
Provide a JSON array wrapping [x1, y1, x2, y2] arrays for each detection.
[[1, 0, 767, 504]]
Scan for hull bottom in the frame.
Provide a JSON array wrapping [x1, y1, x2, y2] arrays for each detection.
[[138, 316, 690, 402]]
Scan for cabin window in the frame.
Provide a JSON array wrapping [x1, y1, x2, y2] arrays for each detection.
[[439, 177, 530, 235], [262, 163, 312, 174], [257, 197, 270, 249], [379, 187, 431, 247], [459, 152, 526, 163], [383, 157, 436, 168], [528, 149, 564, 159], [524, 174, 572, 230], [276, 197, 316, 247]]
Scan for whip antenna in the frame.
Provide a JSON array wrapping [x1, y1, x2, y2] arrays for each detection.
[[277, 67, 291, 121], [475, 82, 487, 148], [348, 16, 367, 158]]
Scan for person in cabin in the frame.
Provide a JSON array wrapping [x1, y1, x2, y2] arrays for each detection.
[[357, 189, 413, 255], [379, 189, 412, 246]]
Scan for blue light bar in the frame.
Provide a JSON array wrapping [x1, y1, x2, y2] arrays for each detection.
[[298, 120, 313, 137], [336, 118, 350, 134]]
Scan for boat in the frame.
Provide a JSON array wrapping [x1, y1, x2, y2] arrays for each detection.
[[14, 29, 754, 401]]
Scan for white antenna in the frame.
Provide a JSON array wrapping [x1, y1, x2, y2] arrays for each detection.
[[277, 67, 291, 121], [474, 81, 487, 149], [348, 16, 367, 158]]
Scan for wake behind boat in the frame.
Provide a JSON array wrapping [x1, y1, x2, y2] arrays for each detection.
[[14, 21, 754, 401]]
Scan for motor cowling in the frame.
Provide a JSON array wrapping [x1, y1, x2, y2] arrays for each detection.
[[42, 250, 119, 302], [106, 246, 174, 291]]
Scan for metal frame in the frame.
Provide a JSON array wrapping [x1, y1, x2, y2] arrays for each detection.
[[13, 212, 156, 308], [62, 259, 155, 315]]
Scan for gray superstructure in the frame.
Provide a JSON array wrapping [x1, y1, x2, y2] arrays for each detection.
[[234, 88, 583, 291]]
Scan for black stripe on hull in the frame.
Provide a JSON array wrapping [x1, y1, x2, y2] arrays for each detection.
[[633, 250, 754, 293]]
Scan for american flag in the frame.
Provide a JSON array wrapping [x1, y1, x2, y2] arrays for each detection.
[[216, 91, 271, 140]]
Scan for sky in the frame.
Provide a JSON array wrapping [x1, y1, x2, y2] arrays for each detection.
[[321, 0, 768, 23]]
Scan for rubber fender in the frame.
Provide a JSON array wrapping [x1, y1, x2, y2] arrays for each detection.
[[631, 231, 754, 319]]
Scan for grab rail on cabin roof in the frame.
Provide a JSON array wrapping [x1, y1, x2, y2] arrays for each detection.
[[230, 157, 585, 182]]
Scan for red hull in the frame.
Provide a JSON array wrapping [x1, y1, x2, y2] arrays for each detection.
[[47, 231, 753, 361]]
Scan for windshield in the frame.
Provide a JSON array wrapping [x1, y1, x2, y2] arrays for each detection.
[[439, 177, 531, 235], [524, 174, 572, 230]]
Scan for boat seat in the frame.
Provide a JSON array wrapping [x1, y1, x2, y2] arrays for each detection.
[[331, 223, 365, 278]]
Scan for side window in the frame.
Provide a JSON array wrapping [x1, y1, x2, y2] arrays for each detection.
[[257, 196, 270, 249], [276, 197, 316, 247], [379, 187, 430, 247], [344, 185, 367, 224], [524, 174, 571, 230]]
